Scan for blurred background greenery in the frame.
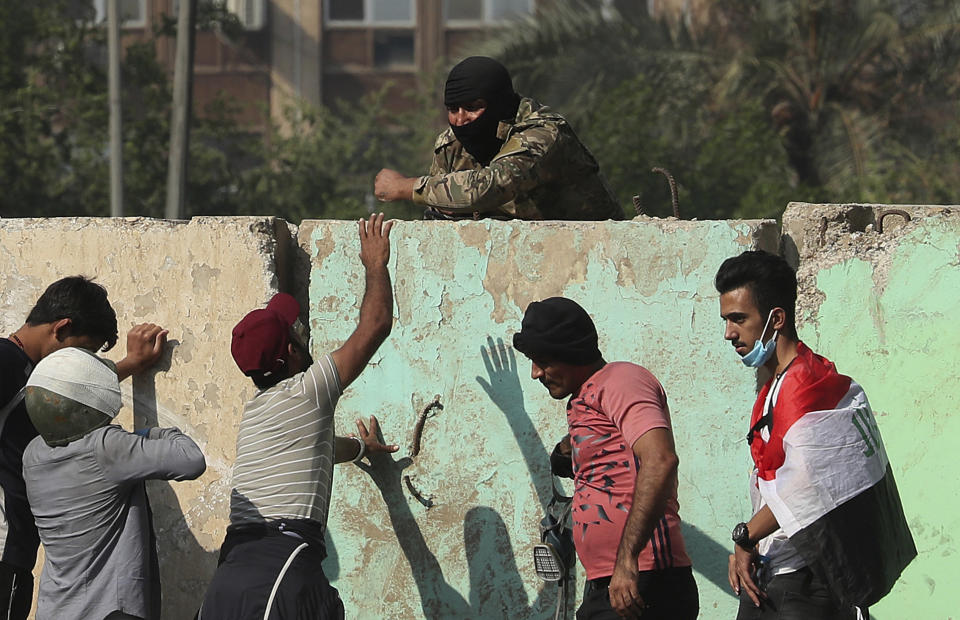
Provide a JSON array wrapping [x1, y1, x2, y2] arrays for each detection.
[[1, 0, 957, 222]]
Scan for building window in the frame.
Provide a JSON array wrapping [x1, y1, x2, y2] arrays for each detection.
[[92, 0, 148, 27], [325, 0, 416, 69], [373, 31, 414, 68], [444, 0, 534, 23], [328, 0, 415, 25]]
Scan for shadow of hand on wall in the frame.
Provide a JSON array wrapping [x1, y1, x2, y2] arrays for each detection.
[[357, 451, 555, 619], [133, 343, 218, 619], [475, 336, 555, 511]]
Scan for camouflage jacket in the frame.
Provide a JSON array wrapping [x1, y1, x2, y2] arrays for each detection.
[[412, 98, 624, 220]]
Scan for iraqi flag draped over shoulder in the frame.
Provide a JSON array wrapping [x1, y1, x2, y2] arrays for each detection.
[[750, 343, 916, 608]]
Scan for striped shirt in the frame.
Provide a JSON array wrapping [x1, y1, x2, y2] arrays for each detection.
[[229, 354, 342, 527]]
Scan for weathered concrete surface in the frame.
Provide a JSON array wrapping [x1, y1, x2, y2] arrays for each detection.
[[785, 203, 960, 619], [5, 210, 949, 619], [300, 218, 777, 619], [780, 202, 956, 270], [0, 217, 290, 619]]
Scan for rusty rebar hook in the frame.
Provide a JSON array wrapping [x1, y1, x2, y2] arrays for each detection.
[[651, 167, 680, 218], [876, 209, 911, 233], [404, 475, 434, 508], [404, 396, 443, 508], [410, 396, 443, 457]]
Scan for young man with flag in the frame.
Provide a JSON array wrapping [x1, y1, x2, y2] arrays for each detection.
[[715, 250, 915, 620]]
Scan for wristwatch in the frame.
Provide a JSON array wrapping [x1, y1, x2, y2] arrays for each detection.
[[731, 522, 753, 549]]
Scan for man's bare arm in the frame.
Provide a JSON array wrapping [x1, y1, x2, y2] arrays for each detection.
[[333, 416, 399, 464], [608, 427, 680, 618], [330, 213, 394, 390]]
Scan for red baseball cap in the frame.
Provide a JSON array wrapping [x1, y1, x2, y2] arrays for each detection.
[[231, 293, 301, 377]]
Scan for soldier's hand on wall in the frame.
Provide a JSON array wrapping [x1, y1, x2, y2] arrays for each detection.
[[374, 168, 416, 201], [116, 323, 169, 381], [358, 213, 393, 270]]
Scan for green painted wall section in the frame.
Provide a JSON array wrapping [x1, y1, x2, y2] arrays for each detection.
[[301, 219, 776, 619], [799, 216, 960, 620]]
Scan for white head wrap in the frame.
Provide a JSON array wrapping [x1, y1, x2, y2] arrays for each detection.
[[26, 347, 121, 418]]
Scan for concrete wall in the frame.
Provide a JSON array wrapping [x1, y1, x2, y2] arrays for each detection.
[[0, 217, 291, 618], [301, 218, 776, 619], [1, 209, 956, 619], [784, 203, 959, 620]]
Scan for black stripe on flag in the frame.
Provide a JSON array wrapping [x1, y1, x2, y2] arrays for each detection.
[[788, 463, 916, 607]]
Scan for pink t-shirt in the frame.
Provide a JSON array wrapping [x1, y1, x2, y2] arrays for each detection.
[[568, 362, 691, 579]]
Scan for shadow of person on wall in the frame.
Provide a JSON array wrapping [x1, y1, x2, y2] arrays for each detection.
[[322, 528, 340, 582], [131, 342, 220, 619], [475, 336, 575, 614], [149, 481, 221, 618], [681, 523, 740, 599], [475, 336, 556, 511], [357, 451, 556, 619]]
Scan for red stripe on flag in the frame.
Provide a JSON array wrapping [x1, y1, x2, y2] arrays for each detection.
[[750, 342, 851, 481]]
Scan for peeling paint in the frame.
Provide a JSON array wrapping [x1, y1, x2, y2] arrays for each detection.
[[1, 217, 286, 620], [300, 218, 769, 619], [6, 210, 947, 620]]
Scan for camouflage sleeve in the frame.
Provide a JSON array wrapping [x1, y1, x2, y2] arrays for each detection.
[[427, 143, 446, 176], [411, 124, 560, 213]]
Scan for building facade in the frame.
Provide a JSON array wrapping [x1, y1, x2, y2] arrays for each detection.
[[103, 0, 537, 127]]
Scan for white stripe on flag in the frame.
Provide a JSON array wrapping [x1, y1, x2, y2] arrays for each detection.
[[759, 382, 890, 535]]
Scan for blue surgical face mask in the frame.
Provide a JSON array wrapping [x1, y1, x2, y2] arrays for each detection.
[[739, 310, 778, 368]]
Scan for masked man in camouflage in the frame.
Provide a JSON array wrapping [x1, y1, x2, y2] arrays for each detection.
[[374, 56, 624, 221]]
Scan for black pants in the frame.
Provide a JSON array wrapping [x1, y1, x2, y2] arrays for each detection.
[[576, 566, 699, 620], [735, 567, 864, 620], [200, 532, 343, 620], [0, 563, 32, 620]]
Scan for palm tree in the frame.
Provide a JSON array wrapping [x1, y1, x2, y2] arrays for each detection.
[[712, 0, 960, 197], [470, 0, 960, 212], [473, 1, 796, 219]]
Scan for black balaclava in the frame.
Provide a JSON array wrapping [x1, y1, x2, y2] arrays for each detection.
[[444, 56, 521, 165], [513, 297, 602, 366]]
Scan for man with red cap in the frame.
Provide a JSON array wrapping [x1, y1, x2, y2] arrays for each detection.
[[199, 213, 399, 620], [513, 297, 698, 620], [374, 56, 623, 221]]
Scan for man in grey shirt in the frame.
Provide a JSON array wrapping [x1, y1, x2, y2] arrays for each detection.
[[200, 213, 398, 620], [22, 345, 206, 620]]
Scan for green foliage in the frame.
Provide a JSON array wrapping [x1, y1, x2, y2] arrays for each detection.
[[476, 0, 960, 218], [581, 75, 799, 220], [0, 0, 438, 222], [226, 85, 438, 223], [2, 0, 958, 222]]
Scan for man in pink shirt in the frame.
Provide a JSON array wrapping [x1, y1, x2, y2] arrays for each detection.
[[514, 297, 698, 619]]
